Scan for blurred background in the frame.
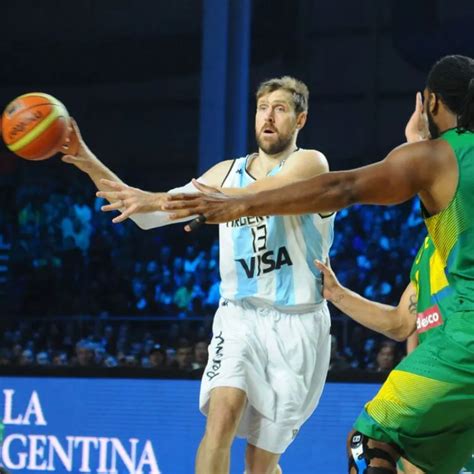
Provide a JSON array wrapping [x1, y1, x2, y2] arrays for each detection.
[[0, 0, 473, 373]]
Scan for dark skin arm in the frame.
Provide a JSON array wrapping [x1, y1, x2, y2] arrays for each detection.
[[164, 138, 457, 226]]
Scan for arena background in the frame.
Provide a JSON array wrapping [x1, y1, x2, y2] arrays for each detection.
[[0, 1, 473, 473]]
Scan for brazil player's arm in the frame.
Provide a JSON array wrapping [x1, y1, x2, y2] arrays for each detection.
[[315, 260, 417, 341], [243, 140, 445, 215], [164, 139, 454, 224]]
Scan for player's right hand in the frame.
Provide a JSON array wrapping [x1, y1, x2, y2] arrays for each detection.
[[61, 118, 98, 172]]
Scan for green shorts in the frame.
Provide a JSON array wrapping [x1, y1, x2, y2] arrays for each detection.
[[354, 311, 474, 473]]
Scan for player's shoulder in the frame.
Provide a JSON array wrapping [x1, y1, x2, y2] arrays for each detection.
[[389, 138, 455, 169], [201, 159, 239, 187], [391, 138, 447, 157], [286, 148, 329, 173], [214, 158, 237, 170]]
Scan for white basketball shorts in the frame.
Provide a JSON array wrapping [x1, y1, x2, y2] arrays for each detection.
[[199, 297, 331, 454]]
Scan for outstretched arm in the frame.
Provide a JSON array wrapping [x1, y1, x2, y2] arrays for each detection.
[[94, 159, 235, 225], [61, 119, 233, 228], [164, 139, 446, 224], [61, 120, 172, 229], [96, 149, 328, 223], [315, 260, 417, 341]]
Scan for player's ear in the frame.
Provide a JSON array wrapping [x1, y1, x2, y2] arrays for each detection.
[[296, 111, 307, 129], [429, 92, 439, 114]]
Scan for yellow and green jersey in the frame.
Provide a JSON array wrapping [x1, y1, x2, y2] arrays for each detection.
[[410, 235, 451, 344], [353, 132, 474, 473], [406, 235, 473, 472], [424, 129, 474, 315]]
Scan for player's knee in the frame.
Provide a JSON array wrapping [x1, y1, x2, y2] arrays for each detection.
[[347, 430, 399, 473], [205, 406, 241, 447]]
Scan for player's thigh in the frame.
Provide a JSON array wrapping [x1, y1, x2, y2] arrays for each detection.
[[245, 443, 281, 474], [206, 386, 247, 434]]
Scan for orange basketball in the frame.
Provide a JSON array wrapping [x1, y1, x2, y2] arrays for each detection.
[[1, 93, 70, 160]]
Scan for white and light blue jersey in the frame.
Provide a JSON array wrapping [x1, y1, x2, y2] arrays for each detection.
[[219, 155, 335, 310]]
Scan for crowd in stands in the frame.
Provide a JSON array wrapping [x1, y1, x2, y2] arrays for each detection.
[[0, 319, 401, 375], [0, 320, 210, 373], [0, 180, 427, 371]]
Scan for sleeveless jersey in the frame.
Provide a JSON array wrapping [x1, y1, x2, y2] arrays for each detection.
[[424, 129, 474, 313], [219, 155, 335, 310], [410, 235, 450, 344]]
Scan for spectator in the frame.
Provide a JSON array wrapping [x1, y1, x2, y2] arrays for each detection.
[[73, 341, 96, 367], [148, 344, 167, 369], [374, 340, 399, 373], [173, 273, 195, 312], [19, 349, 34, 366], [174, 341, 194, 371], [192, 341, 209, 370]]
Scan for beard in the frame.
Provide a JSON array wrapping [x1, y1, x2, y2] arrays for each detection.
[[426, 106, 441, 139], [256, 129, 294, 155]]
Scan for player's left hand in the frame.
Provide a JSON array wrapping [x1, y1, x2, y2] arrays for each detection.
[[96, 180, 166, 223], [164, 179, 250, 231], [314, 259, 343, 302]]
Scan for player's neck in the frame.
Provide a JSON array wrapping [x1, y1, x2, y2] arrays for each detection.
[[256, 143, 299, 173], [438, 114, 458, 135]]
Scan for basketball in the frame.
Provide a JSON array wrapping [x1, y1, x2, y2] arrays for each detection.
[[1, 92, 70, 160]]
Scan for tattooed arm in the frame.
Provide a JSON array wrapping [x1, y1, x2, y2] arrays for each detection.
[[315, 260, 417, 341], [406, 294, 420, 352]]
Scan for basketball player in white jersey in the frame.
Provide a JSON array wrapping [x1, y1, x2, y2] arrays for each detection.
[[63, 76, 334, 474]]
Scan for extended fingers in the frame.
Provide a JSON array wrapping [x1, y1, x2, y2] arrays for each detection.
[[416, 91, 423, 112], [96, 190, 125, 201], [169, 208, 201, 220], [163, 197, 202, 210], [112, 205, 138, 223], [165, 193, 201, 204], [101, 201, 123, 212]]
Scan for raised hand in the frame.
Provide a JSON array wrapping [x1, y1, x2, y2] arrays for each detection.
[[404, 92, 429, 143]]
